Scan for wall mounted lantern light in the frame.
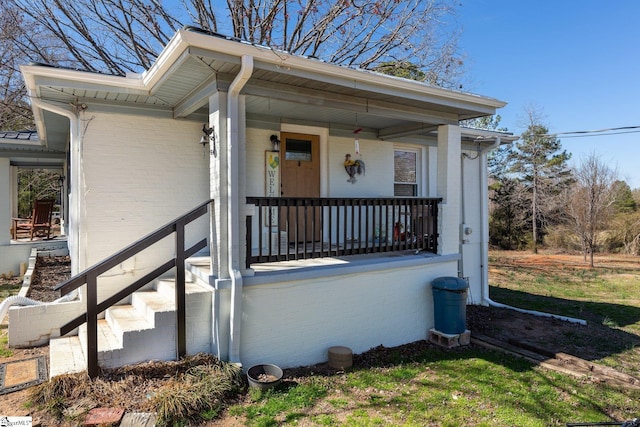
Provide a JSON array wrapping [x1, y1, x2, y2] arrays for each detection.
[[270, 134, 280, 151], [201, 123, 217, 157]]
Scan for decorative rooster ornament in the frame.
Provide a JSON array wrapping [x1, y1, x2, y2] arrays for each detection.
[[344, 153, 365, 183]]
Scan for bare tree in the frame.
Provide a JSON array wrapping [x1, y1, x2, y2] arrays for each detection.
[[5, 0, 462, 79], [2, 0, 463, 128], [568, 153, 618, 267], [0, 3, 37, 129]]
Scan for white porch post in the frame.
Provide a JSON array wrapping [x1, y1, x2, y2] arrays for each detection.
[[209, 91, 232, 361], [0, 158, 11, 244], [209, 91, 229, 280], [436, 124, 462, 255]]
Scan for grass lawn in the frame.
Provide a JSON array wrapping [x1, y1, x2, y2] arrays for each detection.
[[221, 250, 640, 427]]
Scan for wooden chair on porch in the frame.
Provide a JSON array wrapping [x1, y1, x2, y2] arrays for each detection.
[[12, 199, 55, 240]]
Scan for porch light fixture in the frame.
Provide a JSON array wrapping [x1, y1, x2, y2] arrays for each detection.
[[270, 134, 280, 151], [57, 175, 65, 188], [201, 123, 217, 157]]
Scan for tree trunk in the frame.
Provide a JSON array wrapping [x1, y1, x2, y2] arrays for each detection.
[[532, 177, 538, 254]]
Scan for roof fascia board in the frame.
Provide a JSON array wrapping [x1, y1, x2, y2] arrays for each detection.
[[21, 65, 144, 93], [21, 67, 48, 145]]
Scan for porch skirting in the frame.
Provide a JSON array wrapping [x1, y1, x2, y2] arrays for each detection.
[[218, 253, 459, 370]]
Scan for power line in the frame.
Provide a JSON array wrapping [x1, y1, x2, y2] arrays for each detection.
[[518, 125, 640, 140], [553, 125, 640, 136], [558, 130, 640, 138]]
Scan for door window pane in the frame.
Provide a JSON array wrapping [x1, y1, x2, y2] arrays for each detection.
[[285, 138, 312, 161]]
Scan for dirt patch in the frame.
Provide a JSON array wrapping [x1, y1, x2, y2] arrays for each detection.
[[467, 305, 640, 367], [26, 255, 70, 302]]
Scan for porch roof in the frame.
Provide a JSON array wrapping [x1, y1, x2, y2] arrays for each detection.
[[0, 130, 65, 168], [21, 27, 508, 148]]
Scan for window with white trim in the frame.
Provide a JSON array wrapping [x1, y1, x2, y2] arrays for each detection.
[[394, 148, 419, 196]]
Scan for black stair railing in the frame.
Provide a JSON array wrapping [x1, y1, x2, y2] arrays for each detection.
[[54, 200, 212, 378]]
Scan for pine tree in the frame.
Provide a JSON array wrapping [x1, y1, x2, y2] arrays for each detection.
[[509, 109, 572, 253]]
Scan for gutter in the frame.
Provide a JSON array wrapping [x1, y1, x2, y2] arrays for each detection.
[[476, 137, 587, 325], [227, 55, 253, 365]]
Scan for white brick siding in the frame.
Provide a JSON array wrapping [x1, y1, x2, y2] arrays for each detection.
[[76, 110, 209, 298]]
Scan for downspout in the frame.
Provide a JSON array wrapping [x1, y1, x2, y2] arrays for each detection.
[[227, 55, 253, 364], [477, 137, 587, 325], [30, 98, 81, 276]]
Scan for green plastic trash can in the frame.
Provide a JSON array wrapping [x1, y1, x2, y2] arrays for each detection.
[[431, 277, 469, 334]]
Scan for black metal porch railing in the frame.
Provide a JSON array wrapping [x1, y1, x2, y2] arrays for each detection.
[[54, 200, 212, 378], [246, 197, 441, 266]]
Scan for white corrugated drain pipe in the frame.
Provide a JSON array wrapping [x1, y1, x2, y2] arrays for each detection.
[[227, 55, 253, 365], [476, 137, 586, 325]]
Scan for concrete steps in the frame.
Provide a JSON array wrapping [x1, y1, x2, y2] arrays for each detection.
[[49, 273, 212, 377]]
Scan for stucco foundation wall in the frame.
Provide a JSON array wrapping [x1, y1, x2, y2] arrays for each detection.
[[77, 110, 210, 300], [238, 258, 457, 369]]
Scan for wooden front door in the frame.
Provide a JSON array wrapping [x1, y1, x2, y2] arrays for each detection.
[[280, 132, 320, 242]]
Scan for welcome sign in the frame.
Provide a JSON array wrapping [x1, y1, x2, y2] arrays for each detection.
[[265, 151, 280, 227]]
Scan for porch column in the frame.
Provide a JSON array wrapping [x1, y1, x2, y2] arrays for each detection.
[[436, 124, 461, 255], [209, 91, 230, 279], [0, 158, 11, 244], [209, 91, 231, 361]]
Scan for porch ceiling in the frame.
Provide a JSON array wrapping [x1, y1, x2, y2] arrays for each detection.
[[22, 28, 507, 146]]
